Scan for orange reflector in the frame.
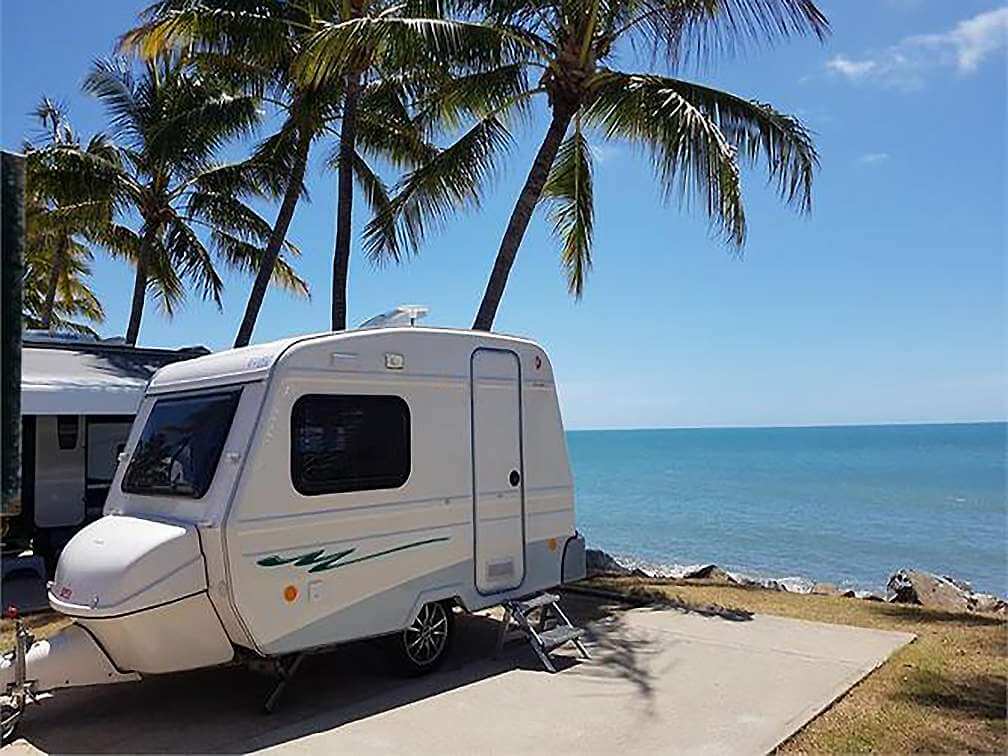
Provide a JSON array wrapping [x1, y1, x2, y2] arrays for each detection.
[[283, 585, 299, 603], [547, 538, 558, 552]]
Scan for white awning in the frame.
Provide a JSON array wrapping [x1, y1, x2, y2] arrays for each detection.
[[21, 343, 208, 416]]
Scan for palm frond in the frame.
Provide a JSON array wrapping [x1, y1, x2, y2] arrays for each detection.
[[351, 151, 397, 264], [647, 75, 817, 211], [584, 70, 746, 246], [623, 0, 829, 65], [210, 229, 309, 297], [363, 114, 514, 262], [542, 117, 594, 296], [295, 17, 527, 89]]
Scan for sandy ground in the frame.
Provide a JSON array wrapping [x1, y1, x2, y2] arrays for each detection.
[[3, 592, 913, 754]]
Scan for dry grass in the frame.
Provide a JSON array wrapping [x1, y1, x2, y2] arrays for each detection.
[[585, 575, 1008, 754], [0, 612, 70, 652]]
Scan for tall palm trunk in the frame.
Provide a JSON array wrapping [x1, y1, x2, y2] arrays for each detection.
[[234, 124, 312, 348], [473, 105, 576, 331], [39, 236, 67, 330], [125, 257, 148, 346], [125, 225, 157, 346], [331, 73, 361, 332]]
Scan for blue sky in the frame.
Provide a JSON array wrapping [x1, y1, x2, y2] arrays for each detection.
[[2, 1, 1005, 429]]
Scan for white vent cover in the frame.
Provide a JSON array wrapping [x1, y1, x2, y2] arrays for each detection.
[[358, 305, 429, 329]]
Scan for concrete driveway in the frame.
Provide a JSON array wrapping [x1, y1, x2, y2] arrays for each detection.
[[4, 592, 913, 755]]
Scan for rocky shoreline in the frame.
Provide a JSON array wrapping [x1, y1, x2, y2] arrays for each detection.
[[586, 548, 1007, 615]]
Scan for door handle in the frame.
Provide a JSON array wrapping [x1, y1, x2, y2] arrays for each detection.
[[509, 469, 521, 487]]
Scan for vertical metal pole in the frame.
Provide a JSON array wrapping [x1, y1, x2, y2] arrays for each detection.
[[1, 151, 25, 526]]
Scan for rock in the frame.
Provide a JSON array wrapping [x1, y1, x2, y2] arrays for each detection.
[[968, 593, 1008, 615], [887, 569, 970, 612], [811, 582, 842, 596], [585, 549, 631, 577], [682, 564, 735, 583], [943, 575, 973, 593]]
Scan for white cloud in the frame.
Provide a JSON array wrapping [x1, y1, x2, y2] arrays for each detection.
[[825, 7, 1008, 89], [909, 7, 1008, 73], [826, 56, 878, 79], [858, 152, 890, 165]]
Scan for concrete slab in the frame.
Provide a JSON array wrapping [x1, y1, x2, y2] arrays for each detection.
[[4, 594, 913, 755]]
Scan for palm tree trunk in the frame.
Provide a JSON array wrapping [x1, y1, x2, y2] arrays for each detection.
[[125, 257, 148, 346], [125, 225, 157, 345], [331, 73, 362, 332], [234, 124, 312, 348], [39, 237, 67, 330], [473, 105, 576, 331]]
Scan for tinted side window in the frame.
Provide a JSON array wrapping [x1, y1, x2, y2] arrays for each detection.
[[291, 395, 410, 496], [123, 390, 241, 498]]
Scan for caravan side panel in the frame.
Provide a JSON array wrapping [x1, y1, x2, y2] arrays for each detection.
[[223, 334, 475, 655]]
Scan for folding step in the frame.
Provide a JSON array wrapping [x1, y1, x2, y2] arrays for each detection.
[[537, 625, 585, 652], [495, 592, 591, 673], [513, 592, 560, 614]]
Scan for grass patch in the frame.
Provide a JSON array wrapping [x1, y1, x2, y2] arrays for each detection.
[[584, 576, 1007, 754]]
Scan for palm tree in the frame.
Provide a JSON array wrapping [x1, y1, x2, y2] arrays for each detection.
[[265, 0, 509, 331], [365, 0, 829, 330], [126, 0, 445, 340], [22, 98, 117, 332], [125, 1, 328, 347], [82, 53, 307, 344]]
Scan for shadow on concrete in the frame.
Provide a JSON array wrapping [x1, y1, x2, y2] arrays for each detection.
[[566, 584, 754, 622], [15, 594, 681, 754]]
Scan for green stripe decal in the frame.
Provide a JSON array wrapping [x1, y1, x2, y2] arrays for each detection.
[[256, 537, 450, 574]]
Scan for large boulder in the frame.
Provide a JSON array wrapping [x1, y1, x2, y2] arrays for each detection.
[[585, 549, 631, 577], [681, 564, 736, 583], [887, 569, 970, 612]]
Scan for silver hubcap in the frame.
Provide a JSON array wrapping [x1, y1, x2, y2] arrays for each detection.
[[405, 603, 449, 666]]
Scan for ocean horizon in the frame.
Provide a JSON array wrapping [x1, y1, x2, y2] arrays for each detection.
[[567, 421, 1007, 596]]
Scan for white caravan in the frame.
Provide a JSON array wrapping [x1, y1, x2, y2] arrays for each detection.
[[1, 327, 587, 736]]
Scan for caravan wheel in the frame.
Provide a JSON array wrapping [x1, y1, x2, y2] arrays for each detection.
[[389, 601, 454, 676], [1, 704, 20, 746]]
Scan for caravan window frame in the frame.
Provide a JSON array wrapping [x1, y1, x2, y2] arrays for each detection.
[[290, 394, 411, 496]]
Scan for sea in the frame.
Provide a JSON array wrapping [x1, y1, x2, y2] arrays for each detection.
[[567, 422, 1007, 596]]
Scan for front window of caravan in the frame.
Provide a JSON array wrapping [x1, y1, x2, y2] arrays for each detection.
[[122, 390, 241, 498]]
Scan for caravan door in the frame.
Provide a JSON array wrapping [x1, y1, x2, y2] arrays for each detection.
[[470, 348, 525, 594]]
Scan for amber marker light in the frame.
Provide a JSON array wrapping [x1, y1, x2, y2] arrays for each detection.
[[283, 585, 299, 603]]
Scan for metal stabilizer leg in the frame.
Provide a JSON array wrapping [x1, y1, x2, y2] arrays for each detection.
[[2, 615, 36, 744], [263, 653, 305, 714]]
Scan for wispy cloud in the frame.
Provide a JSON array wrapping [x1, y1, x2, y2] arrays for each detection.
[[858, 152, 890, 165], [825, 7, 1008, 90]]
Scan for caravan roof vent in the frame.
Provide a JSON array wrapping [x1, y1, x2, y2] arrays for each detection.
[[358, 305, 429, 329]]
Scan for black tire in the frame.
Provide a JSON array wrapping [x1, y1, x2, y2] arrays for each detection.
[[387, 601, 455, 677]]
